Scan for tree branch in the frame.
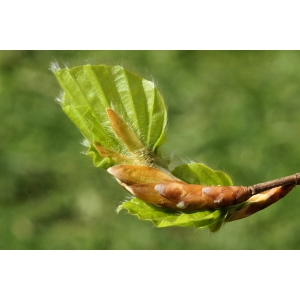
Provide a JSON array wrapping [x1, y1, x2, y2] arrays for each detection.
[[249, 172, 300, 195]]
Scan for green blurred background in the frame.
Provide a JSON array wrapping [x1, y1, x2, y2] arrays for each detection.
[[1, 50, 300, 249]]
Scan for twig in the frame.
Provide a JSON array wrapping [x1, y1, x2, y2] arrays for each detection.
[[249, 172, 300, 195]]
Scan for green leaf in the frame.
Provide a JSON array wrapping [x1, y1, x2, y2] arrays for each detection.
[[117, 198, 227, 229], [172, 162, 233, 186], [52, 64, 167, 169]]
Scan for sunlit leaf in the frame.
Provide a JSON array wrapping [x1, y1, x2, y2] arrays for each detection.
[[117, 198, 227, 229], [53, 64, 167, 169], [172, 162, 233, 186]]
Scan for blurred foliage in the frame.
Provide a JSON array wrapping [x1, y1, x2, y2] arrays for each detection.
[[1, 50, 300, 249]]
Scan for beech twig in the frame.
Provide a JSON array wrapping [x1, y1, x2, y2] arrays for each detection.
[[249, 172, 300, 195]]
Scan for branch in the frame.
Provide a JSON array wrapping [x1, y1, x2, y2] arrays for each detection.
[[249, 172, 300, 195]]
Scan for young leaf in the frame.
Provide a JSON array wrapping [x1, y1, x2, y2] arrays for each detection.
[[117, 197, 227, 229], [172, 162, 233, 186], [52, 64, 167, 169]]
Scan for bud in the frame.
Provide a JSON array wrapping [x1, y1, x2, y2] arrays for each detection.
[[107, 165, 182, 208], [118, 181, 179, 208], [155, 181, 251, 210], [94, 144, 133, 165], [228, 184, 295, 221], [106, 108, 144, 153], [107, 164, 296, 212], [107, 165, 178, 185]]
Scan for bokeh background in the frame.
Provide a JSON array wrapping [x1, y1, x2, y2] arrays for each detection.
[[1, 50, 300, 249]]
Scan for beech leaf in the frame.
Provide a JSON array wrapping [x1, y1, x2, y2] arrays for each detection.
[[52, 64, 167, 169]]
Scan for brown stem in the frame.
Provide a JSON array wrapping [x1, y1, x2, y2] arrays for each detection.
[[248, 172, 300, 195]]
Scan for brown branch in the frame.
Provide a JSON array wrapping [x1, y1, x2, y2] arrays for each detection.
[[248, 172, 300, 195]]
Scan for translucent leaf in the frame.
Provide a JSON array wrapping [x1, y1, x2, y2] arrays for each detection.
[[171, 162, 233, 186], [53, 64, 167, 169], [117, 198, 227, 229]]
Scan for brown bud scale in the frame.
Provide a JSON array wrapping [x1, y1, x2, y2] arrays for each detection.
[[155, 181, 252, 210]]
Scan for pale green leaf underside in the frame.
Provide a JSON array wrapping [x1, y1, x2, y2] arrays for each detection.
[[172, 162, 233, 186], [117, 197, 227, 229], [53, 64, 167, 169]]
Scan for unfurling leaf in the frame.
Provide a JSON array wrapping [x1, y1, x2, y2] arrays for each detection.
[[52, 64, 167, 169], [117, 197, 227, 229], [172, 162, 233, 186]]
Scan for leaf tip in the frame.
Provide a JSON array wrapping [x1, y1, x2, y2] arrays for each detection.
[[49, 60, 61, 73], [54, 91, 64, 106], [116, 205, 123, 214]]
